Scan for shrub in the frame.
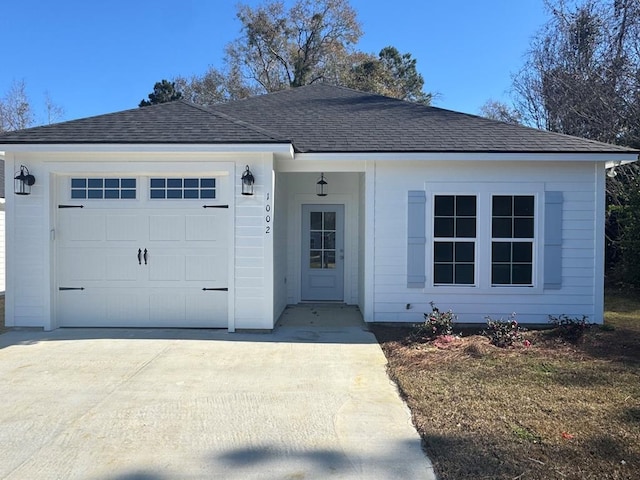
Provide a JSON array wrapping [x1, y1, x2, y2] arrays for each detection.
[[548, 314, 591, 341], [411, 302, 455, 341], [483, 314, 526, 348]]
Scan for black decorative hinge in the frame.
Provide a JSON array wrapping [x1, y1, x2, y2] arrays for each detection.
[[202, 287, 229, 291], [58, 205, 84, 209], [202, 205, 229, 209], [59, 287, 85, 291]]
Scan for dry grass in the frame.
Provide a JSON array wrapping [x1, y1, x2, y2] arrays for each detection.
[[372, 291, 640, 480]]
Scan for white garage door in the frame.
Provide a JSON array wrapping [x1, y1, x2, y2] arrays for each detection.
[[56, 175, 229, 328]]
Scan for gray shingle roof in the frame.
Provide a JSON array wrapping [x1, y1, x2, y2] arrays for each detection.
[[0, 83, 636, 155], [0, 100, 287, 145]]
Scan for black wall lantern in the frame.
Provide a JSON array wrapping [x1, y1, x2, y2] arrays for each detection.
[[241, 165, 255, 196], [316, 173, 328, 197], [14, 165, 36, 195]]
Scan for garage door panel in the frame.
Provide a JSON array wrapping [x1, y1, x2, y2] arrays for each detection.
[[149, 215, 184, 241], [62, 214, 105, 242], [106, 254, 139, 281], [185, 254, 227, 281], [186, 291, 227, 328], [58, 291, 107, 326], [186, 215, 226, 241], [106, 215, 141, 241], [148, 255, 184, 281], [59, 249, 106, 281], [106, 292, 148, 324]]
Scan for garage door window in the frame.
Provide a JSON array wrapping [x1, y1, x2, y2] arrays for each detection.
[[150, 178, 216, 199], [71, 178, 137, 199]]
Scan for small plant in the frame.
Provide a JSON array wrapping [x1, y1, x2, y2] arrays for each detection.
[[548, 314, 591, 341], [483, 313, 526, 348], [411, 302, 455, 341]]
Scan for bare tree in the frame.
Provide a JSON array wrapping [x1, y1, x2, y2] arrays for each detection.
[[0, 79, 34, 132], [43, 91, 65, 125], [479, 100, 523, 124]]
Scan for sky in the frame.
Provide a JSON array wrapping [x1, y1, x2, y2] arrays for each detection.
[[1, 0, 548, 125]]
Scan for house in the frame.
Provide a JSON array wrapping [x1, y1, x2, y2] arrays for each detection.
[[0, 84, 637, 331]]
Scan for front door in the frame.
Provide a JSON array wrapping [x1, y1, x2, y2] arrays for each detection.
[[301, 204, 344, 301]]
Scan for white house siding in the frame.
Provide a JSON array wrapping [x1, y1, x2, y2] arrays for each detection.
[[4, 150, 277, 331], [279, 172, 361, 305], [272, 167, 288, 322], [371, 160, 604, 325]]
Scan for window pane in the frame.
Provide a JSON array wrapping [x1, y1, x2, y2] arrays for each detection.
[[184, 189, 198, 199], [71, 178, 86, 188], [104, 189, 119, 199], [121, 178, 136, 188], [310, 212, 322, 230], [324, 251, 336, 269], [455, 264, 474, 284], [167, 189, 182, 199], [493, 196, 512, 216], [434, 264, 453, 284], [434, 242, 453, 262], [456, 218, 476, 237], [121, 190, 136, 199], [150, 178, 165, 188], [201, 189, 215, 199], [167, 178, 182, 188], [105, 178, 119, 188], [492, 264, 511, 284], [512, 264, 532, 284], [492, 242, 511, 262], [492, 218, 512, 238], [184, 178, 198, 188], [309, 251, 322, 268], [514, 196, 534, 216], [435, 196, 454, 216], [456, 196, 476, 216], [201, 178, 215, 188], [88, 190, 103, 199], [512, 242, 533, 262], [150, 190, 165, 199], [310, 232, 321, 249], [514, 218, 534, 238], [71, 190, 86, 199], [323, 232, 335, 249], [88, 178, 103, 188], [434, 218, 454, 237], [455, 242, 474, 262], [324, 212, 336, 230]]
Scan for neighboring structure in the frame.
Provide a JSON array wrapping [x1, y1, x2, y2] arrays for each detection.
[[0, 84, 637, 330], [0, 158, 4, 292]]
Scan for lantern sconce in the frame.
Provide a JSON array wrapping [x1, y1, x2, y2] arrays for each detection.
[[14, 165, 36, 195], [241, 165, 255, 196], [316, 173, 328, 197]]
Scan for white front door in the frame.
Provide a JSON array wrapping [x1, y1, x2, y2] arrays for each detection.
[[301, 204, 344, 301], [56, 176, 229, 328]]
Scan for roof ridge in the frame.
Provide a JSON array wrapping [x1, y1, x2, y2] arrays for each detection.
[[197, 102, 291, 142]]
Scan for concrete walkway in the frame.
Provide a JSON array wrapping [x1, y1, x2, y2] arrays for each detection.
[[0, 306, 436, 479]]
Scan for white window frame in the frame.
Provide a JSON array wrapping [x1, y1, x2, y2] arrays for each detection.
[[425, 182, 544, 294]]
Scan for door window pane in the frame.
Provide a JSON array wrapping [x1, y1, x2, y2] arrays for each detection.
[[149, 177, 216, 200], [308, 211, 337, 270]]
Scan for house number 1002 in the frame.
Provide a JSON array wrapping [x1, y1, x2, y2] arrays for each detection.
[[265, 193, 271, 234]]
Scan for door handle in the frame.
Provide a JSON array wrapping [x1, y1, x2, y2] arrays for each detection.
[[138, 248, 142, 265], [144, 249, 148, 265]]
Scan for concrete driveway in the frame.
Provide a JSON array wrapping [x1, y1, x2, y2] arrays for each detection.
[[0, 320, 436, 479]]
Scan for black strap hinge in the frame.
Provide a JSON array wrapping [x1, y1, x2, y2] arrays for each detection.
[[58, 205, 84, 209], [202, 205, 229, 209], [202, 287, 229, 291], [59, 287, 85, 291]]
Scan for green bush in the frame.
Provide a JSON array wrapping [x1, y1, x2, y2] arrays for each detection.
[[411, 302, 455, 341], [483, 314, 526, 348], [548, 314, 591, 341]]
